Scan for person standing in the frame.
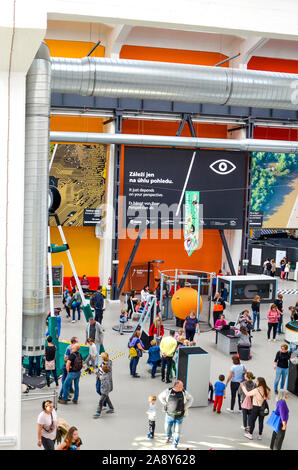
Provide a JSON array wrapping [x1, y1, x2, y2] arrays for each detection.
[[129, 329, 146, 378], [183, 310, 200, 342], [212, 375, 226, 414], [59, 343, 83, 404], [158, 380, 193, 449], [226, 355, 246, 413], [274, 344, 292, 394], [141, 285, 150, 305], [147, 339, 161, 379], [93, 365, 114, 418], [280, 260, 286, 279], [37, 400, 57, 450], [44, 336, 59, 388], [84, 338, 97, 373], [239, 371, 256, 432], [71, 286, 82, 323], [85, 317, 104, 367], [270, 259, 276, 277], [251, 295, 261, 332], [58, 336, 78, 401], [94, 285, 104, 324], [284, 262, 291, 280], [263, 258, 272, 276], [212, 292, 226, 328], [241, 377, 271, 440], [146, 395, 157, 439], [160, 330, 177, 384], [267, 304, 281, 342], [81, 274, 90, 291], [270, 390, 290, 450], [275, 294, 284, 335]]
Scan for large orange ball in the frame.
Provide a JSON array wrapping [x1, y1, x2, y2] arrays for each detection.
[[171, 287, 203, 320]]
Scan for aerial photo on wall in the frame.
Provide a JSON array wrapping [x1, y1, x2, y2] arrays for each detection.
[[251, 152, 298, 229], [49, 144, 107, 226]]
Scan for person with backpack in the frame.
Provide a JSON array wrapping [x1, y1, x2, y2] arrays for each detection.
[[59, 343, 83, 404], [263, 258, 272, 276], [239, 371, 256, 432], [71, 287, 82, 323], [241, 377, 271, 441], [158, 380, 193, 449], [58, 336, 78, 401]]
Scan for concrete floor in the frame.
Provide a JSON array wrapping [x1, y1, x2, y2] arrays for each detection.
[[21, 277, 298, 451]]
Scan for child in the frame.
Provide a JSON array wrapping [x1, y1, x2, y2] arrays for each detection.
[[175, 328, 184, 340], [65, 291, 72, 319], [190, 341, 196, 346], [96, 352, 113, 397], [119, 309, 128, 335], [85, 338, 97, 373], [147, 340, 161, 378], [93, 365, 114, 418], [146, 395, 157, 439], [213, 375, 226, 414], [56, 426, 82, 450], [135, 300, 142, 312]]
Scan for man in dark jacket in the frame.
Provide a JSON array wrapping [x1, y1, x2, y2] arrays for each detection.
[[94, 285, 104, 324]]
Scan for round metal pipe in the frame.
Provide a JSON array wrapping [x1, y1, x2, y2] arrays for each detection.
[[51, 57, 298, 110], [23, 42, 51, 356], [50, 131, 298, 153]]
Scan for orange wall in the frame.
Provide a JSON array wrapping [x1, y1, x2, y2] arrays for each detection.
[[45, 39, 105, 58], [248, 56, 298, 73], [120, 45, 228, 66], [50, 226, 100, 277]]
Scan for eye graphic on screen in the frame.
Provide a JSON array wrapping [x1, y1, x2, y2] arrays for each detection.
[[209, 159, 236, 175]]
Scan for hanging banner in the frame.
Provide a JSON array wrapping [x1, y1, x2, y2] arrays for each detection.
[[184, 191, 200, 256]]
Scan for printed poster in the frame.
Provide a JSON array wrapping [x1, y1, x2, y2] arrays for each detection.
[[184, 191, 200, 257]]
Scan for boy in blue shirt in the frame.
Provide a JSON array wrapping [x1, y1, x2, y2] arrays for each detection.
[[213, 374, 226, 414], [147, 340, 161, 378]]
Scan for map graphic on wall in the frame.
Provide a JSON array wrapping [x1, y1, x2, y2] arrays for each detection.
[[251, 152, 298, 229], [49, 144, 107, 226]]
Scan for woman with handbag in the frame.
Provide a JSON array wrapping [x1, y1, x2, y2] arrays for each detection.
[[240, 377, 271, 440], [129, 329, 146, 378], [269, 389, 289, 450], [45, 336, 59, 388], [239, 372, 256, 432]]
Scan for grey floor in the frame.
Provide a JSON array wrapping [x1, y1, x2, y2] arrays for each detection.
[[21, 277, 298, 451]]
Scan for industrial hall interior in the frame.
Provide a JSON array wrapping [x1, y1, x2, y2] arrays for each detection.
[[2, 0, 298, 452]]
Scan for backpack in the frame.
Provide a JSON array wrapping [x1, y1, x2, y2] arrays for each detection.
[[266, 262, 272, 271], [90, 295, 95, 309], [71, 352, 83, 372]]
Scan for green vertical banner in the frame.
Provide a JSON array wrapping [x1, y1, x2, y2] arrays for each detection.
[[184, 191, 200, 257]]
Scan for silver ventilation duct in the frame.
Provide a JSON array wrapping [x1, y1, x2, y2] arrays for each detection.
[[51, 57, 298, 110], [23, 43, 51, 357], [50, 131, 298, 153]]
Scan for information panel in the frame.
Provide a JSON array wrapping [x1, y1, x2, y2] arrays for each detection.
[[123, 147, 246, 229]]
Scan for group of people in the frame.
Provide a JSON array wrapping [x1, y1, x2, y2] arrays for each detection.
[[263, 257, 291, 279], [208, 348, 292, 450]]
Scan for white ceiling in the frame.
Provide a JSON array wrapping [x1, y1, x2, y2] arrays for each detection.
[[46, 20, 298, 63]]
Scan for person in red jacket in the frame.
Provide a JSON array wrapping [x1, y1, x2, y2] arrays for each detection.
[[267, 304, 281, 342], [149, 316, 165, 343]]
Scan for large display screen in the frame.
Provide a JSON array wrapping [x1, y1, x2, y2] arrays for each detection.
[[251, 152, 298, 229], [49, 144, 106, 226], [123, 147, 246, 229]]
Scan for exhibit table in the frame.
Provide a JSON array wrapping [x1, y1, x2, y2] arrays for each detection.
[[217, 328, 238, 355]]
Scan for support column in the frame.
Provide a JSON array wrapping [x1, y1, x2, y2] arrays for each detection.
[[98, 121, 116, 289], [0, 1, 46, 449]]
